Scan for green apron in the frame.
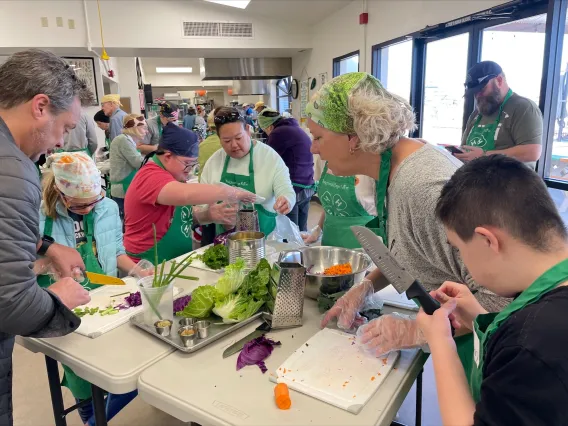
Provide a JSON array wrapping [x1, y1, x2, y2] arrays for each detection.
[[126, 157, 194, 263], [218, 142, 277, 236], [466, 258, 568, 403], [318, 150, 391, 249], [465, 89, 513, 152], [156, 116, 163, 136], [37, 212, 105, 400]]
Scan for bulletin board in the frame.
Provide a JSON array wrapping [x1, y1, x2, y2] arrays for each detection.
[[63, 57, 99, 106]]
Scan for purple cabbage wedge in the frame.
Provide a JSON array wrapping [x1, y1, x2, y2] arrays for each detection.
[[236, 335, 281, 373]]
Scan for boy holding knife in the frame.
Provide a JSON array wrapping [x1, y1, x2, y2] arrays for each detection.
[[418, 155, 568, 425]]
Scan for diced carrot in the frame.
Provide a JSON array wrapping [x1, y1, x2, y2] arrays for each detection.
[[274, 383, 291, 410], [323, 263, 353, 276], [371, 376, 375, 381]]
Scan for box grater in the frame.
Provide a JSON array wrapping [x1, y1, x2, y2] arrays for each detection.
[[236, 202, 260, 232], [266, 251, 306, 329]]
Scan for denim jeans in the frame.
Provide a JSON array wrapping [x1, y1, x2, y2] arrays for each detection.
[[76, 390, 138, 425], [287, 188, 315, 232]]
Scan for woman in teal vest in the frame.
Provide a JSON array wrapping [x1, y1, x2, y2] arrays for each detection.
[[35, 152, 139, 426], [197, 107, 296, 236], [415, 156, 568, 425], [123, 122, 259, 263]]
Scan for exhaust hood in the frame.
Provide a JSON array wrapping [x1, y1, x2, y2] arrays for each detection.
[[231, 80, 271, 95], [200, 58, 291, 81]]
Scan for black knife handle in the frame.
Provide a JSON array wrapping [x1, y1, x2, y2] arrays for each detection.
[[405, 280, 440, 315]]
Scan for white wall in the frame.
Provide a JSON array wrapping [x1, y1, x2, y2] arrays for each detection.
[[116, 57, 141, 114], [291, 0, 509, 118]]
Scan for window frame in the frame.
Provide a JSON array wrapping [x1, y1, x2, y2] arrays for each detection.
[[276, 77, 292, 113], [371, 37, 414, 101], [332, 50, 360, 78]]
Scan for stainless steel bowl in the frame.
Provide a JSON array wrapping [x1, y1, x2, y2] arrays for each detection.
[[278, 246, 372, 299]]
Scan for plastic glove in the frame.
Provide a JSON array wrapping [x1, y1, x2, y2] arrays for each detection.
[[301, 225, 322, 244], [218, 182, 266, 205], [129, 259, 155, 279], [321, 279, 375, 330], [356, 313, 426, 358], [210, 202, 238, 226], [273, 196, 292, 215]]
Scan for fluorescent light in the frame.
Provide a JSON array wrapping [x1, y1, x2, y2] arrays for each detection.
[[204, 0, 251, 9], [156, 67, 193, 73]]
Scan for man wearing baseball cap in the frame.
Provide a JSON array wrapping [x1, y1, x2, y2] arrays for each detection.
[[140, 101, 178, 154], [101, 94, 127, 141], [456, 61, 543, 169]]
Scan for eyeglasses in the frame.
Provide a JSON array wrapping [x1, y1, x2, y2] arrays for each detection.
[[124, 116, 146, 128], [60, 191, 106, 212], [174, 157, 197, 172], [214, 111, 241, 126]]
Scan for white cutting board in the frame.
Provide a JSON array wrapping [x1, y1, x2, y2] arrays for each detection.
[[74, 277, 182, 338], [271, 328, 400, 414], [377, 285, 419, 311]]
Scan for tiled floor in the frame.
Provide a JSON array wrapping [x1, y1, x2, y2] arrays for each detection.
[[13, 202, 441, 426]]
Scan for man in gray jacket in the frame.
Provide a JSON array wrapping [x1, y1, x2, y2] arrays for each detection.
[[0, 50, 93, 425]]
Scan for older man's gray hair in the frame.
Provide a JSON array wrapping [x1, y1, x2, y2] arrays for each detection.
[[0, 49, 94, 112]]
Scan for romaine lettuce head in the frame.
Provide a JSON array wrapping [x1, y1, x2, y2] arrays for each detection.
[[215, 258, 246, 296]]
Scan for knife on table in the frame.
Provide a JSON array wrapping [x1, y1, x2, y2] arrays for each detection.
[[351, 226, 440, 315], [222, 320, 272, 358], [84, 271, 125, 286]]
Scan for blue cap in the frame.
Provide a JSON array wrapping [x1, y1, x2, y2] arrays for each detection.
[[160, 123, 198, 158]]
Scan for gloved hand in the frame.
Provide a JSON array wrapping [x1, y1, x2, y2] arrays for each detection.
[[301, 225, 322, 244], [321, 279, 374, 330], [218, 182, 266, 205], [356, 313, 426, 358], [210, 201, 238, 226]]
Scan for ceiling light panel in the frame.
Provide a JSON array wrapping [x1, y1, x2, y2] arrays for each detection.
[[156, 67, 193, 73], [204, 0, 251, 9]]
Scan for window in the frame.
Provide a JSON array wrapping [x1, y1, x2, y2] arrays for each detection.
[[373, 39, 413, 101], [333, 51, 359, 77], [481, 14, 547, 106], [276, 77, 292, 114], [422, 33, 470, 146]]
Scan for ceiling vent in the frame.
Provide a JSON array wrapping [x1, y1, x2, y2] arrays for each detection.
[[182, 21, 253, 38]]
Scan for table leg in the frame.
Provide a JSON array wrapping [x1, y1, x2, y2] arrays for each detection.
[[91, 384, 108, 426], [415, 369, 423, 426], [44, 356, 67, 426]]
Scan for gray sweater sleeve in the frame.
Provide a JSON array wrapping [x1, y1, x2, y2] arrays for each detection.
[[85, 114, 99, 155], [0, 157, 79, 337]]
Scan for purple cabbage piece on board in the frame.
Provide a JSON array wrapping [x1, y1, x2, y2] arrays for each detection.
[[174, 295, 192, 314], [236, 335, 281, 373], [214, 228, 235, 246]]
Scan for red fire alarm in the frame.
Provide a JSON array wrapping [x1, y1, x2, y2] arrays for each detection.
[[359, 13, 368, 25]]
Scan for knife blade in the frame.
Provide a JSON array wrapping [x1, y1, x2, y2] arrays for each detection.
[[222, 321, 272, 358], [85, 271, 125, 286], [351, 226, 441, 315]]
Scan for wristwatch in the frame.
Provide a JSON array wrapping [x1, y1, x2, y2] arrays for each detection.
[[38, 235, 55, 256]]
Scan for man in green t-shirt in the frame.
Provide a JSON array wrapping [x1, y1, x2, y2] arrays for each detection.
[[456, 61, 543, 170], [197, 107, 222, 180]]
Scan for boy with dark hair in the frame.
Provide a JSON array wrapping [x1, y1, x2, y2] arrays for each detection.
[[417, 155, 568, 425]]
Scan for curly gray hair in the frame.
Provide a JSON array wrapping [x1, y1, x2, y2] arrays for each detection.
[[0, 49, 93, 113], [349, 79, 416, 154]]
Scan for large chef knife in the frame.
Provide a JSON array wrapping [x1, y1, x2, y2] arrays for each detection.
[[351, 226, 440, 315], [222, 320, 271, 358]]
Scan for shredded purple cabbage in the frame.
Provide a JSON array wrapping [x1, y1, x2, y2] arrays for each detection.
[[125, 291, 141, 307], [213, 229, 235, 246], [174, 295, 192, 314], [114, 303, 130, 311], [236, 335, 281, 373]]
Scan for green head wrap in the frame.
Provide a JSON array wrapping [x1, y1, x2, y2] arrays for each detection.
[[257, 108, 281, 131], [305, 72, 384, 134]]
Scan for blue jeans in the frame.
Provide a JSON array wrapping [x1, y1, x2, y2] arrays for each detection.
[[76, 391, 138, 425], [287, 188, 315, 232]]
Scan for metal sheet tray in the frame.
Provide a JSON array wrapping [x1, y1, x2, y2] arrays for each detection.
[[130, 311, 264, 353]]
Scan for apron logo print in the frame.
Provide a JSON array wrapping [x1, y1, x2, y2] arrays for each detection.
[[321, 191, 332, 205], [469, 136, 487, 147], [180, 206, 193, 239], [332, 194, 347, 211]]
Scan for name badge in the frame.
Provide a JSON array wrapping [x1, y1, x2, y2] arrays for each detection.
[[473, 332, 480, 367]]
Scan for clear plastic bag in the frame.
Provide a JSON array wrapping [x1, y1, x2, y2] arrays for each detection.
[[267, 215, 305, 247]]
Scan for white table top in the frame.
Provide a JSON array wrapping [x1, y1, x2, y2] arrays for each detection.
[[16, 266, 218, 394], [137, 300, 426, 426]]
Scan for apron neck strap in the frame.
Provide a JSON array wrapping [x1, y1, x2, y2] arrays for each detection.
[[375, 149, 392, 242], [495, 89, 513, 122], [321, 162, 329, 177], [44, 216, 54, 237], [83, 211, 95, 237], [153, 155, 166, 170], [484, 257, 568, 342]]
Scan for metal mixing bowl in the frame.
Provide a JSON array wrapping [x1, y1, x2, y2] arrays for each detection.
[[278, 246, 372, 299]]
